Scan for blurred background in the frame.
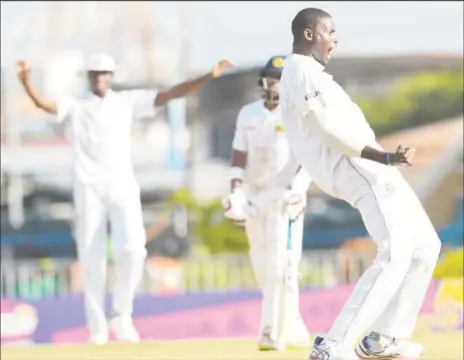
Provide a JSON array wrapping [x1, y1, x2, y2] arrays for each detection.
[[1, 1, 463, 346]]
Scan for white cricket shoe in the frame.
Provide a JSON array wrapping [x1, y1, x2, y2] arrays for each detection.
[[258, 326, 286, 351], [356, 332, 424, 360], [89, 331, 109, 346], [309, 336, 358, 360], [109, 315, 140, 343]]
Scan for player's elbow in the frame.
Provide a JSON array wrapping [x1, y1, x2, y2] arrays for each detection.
[[37, 101, 58, 115], [231, 150, 247, 168], [154, 91, 171, 106]]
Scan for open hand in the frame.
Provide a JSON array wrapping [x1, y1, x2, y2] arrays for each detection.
[[212, 60, 234, 78], [391, 144, 416, 166], [16, 60, 31, 83]]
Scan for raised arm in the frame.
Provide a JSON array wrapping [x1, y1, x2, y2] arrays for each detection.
[[154, 60, 234, 106], [17, 61, 57, 115]]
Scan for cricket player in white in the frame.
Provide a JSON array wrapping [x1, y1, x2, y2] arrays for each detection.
[[223, 56, 311, 351], [16, 55, 233, 345], [233, 8, 441, 360]]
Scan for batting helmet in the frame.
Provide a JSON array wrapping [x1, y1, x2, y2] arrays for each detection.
[[258, 55, 286, 104]]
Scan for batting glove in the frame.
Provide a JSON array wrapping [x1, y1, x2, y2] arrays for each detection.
[[284, 190, 307, 222], [222, 188, 257, 222]]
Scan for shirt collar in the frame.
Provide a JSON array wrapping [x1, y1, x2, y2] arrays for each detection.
[[86, 89, 113, 100], [262, 100, 280, 114]]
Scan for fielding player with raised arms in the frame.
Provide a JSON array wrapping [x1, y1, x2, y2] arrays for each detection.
[[242, 8, 441, 360], [16, 55, 233, 345], [223, 55, 311, 351]]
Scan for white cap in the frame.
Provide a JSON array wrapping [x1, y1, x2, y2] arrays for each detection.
[[86, 53, 116, 72]]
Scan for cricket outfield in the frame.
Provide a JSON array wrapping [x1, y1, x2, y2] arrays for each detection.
[[2, 331, 462, 360]]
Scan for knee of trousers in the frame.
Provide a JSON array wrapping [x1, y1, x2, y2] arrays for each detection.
[[375, 239, 414, 276], [413, 232, 441, 268]]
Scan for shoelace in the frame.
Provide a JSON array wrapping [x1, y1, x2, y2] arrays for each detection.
[[309, 341, 332, 360], [362, 337, 400, 356]]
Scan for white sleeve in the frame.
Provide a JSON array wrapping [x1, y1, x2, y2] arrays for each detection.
[[289, 66, 365, 157], [125, 89, 158, 109], [231, 108, 248, 152], [55, 97, 76, 124], [249, 152, 301, 212]]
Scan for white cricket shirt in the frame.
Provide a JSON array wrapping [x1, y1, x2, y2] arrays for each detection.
[[232, 99, 310, 193], [55, 89, 157, 185], [279, 54, 402, 206]]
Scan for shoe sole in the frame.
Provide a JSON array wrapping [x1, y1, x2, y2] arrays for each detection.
[[356, 350, 399, 360], [355, 347, 423, 360]]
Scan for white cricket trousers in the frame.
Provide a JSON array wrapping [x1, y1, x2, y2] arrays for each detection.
[[245, 198, 306, 340], [326, 158, 441, 347], [73, 179, 147, 336]]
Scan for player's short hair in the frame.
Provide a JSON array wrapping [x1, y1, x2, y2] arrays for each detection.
[[291, 8, 331, 40]]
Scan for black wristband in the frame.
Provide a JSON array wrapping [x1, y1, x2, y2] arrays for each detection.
[[361, 146, 394, 166], [385, 152, 395, 166]]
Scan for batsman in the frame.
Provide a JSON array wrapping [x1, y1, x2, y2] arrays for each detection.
[[223, 55, 311, 351]]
